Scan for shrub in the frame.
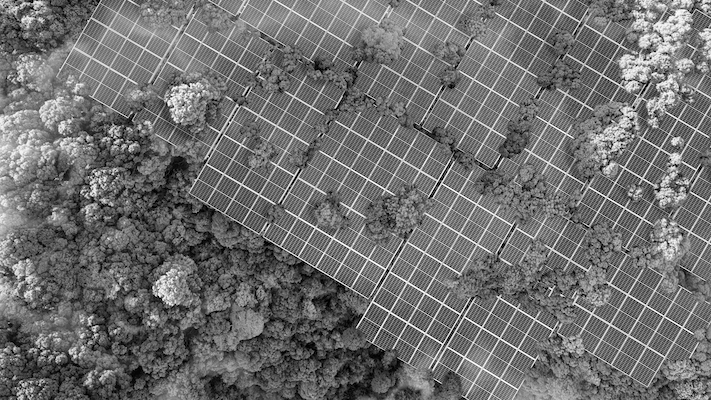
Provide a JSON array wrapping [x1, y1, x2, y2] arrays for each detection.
[[139, 0, 192, 29], [571, 102, 639, 180], [627, 183, 644, 202], [631, 218, 689, 294], [577, 224, 621, 308], [438, 66, 461, 89], [124, 83, 159, 113], [365, 184, 433, 244], [313, 191, 350, 233], [550, 30, 575, 56], [266, 203, 286, 224], [306, 56, 355, 91], [537, 59, 581, 91], [446, 253, 503, 302], [498, 97, 540, 158], [163, 70, 226, 135], [370, 96, 414, 128], [197, 0, 233, 33], [585, 0, 634, 26], [458, 4, 496, 40], [288, 137, 323, 169], [248, 136, 279, 173], [430, 126, 457, 154], [453, 148, 476, 171], [432, 41, 466, 65], [250, 57, 291, 94], [353, 18, 407, 65], [475, 163, 577, 223], [654, 141, 690, 210], [619, 6, 695, 127]]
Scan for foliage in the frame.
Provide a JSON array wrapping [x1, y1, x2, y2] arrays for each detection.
[[431, 371, 462, 400], [631, 217, 689, 294], [571, 102, 639, 180], [250, 57, 291, 94], [453, 148, 476, 171], [248, 136, 279, 173], [138, 0, 192, 29], [527, 334, 661, 400], [585, 0, 635, 26], [364, 184, 433, 244], [369, 96, 414, 128], [620, 5, 696, 128], [550, 30, 575, 56], [265, 203, 286, 224], [313, 190, 350, 233], [306, 56, 355, 91], [498, 96, 540, 158], [654, 140, 690, 209], [353, 18, 407, 65], [458, 4, 496, 40], [0, 0, 98, 54], [289, 137, 323, 169], [627, 183, 644, 202], [430, 126, 457, 155], [447, 253, 504, 302], [577, 224, 621, 308], [432, 41, 466, 65], [196, 0, 233, 33], [124, 83, 159, 113], [282, 45, 306, 74], [152, 255, 201, 307], [438, 66, 461, 89], [537, 59, 581, 91], [164, 70, 226, 136], [474, 164, 577, 223], [389, 0, 404, 7]]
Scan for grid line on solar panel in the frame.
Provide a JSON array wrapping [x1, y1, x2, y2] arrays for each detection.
[[60, 0, 182, 116], [358, 244, 469, 368], [241, 0, 385, 66], [431, 297, 553, 400]]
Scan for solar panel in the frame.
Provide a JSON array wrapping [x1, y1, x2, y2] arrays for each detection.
[[358, 244, 469, 368], [432, 298, 553, 400], [60, 0, 181, 115], [240, 0, 384, 65], [189, 105, 302, 233], [264, 112, 450, 297]]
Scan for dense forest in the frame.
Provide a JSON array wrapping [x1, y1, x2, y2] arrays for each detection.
[[1, 0, 711, 399]]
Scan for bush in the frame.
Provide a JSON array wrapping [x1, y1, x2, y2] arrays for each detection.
[[306, 56, 355, 91], [313, 191, 350, 233], [196, 0, 233, 33], [124, 83, 159, 113], [432, 41, 466, 65], [430, 126, 457, 154], [250, 57, 291, 94], [537, 59, 581, 91], [571, 102, 639, 180], [631, 218, 689, 294], [247, 136, 279, 173], [163, 70, 226, 135], [453, 148, 476, 171], [498, 97, 540, 158], [438, 66, 461, 89], [627, 183, 644, 202], [585, 0, 634, 26], [265, 203, 286, 224], [458, 4, 496, 39], [550, 30, 575, 56], [353, 18, 407, 65], [288, 137, 323, 169], [365, 184, 433, 244], [139, 0, 191, 29], [475, 164, 577, 223], [654, 143, 690, 210]]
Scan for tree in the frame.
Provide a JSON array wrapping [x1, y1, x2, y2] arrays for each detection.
[[313, 190, 350, 233], [585, 0, 634, 26], [550, 30, 575, 56], [138, 0, 192, 28], [619, 6, 696, 127], [631, 217, 689, 294], [164, 70, 226, 136], [654, 138, 690, 210], [438, 66, 461, 89], [353, 18, 407, 65], [446, 253, 504, 302], [432, 41, 466, 65], [577, 224, 621, 308], [498, 96, 540, 158], [571, 102, 639, 180], [364, 184, 433, 244], [474, 164, 577, 223], [458, 4, 496, 39], [537, 59, 581, 91]]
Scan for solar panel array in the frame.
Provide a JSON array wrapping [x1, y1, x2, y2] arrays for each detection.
[[63, 0, 711, 399]]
